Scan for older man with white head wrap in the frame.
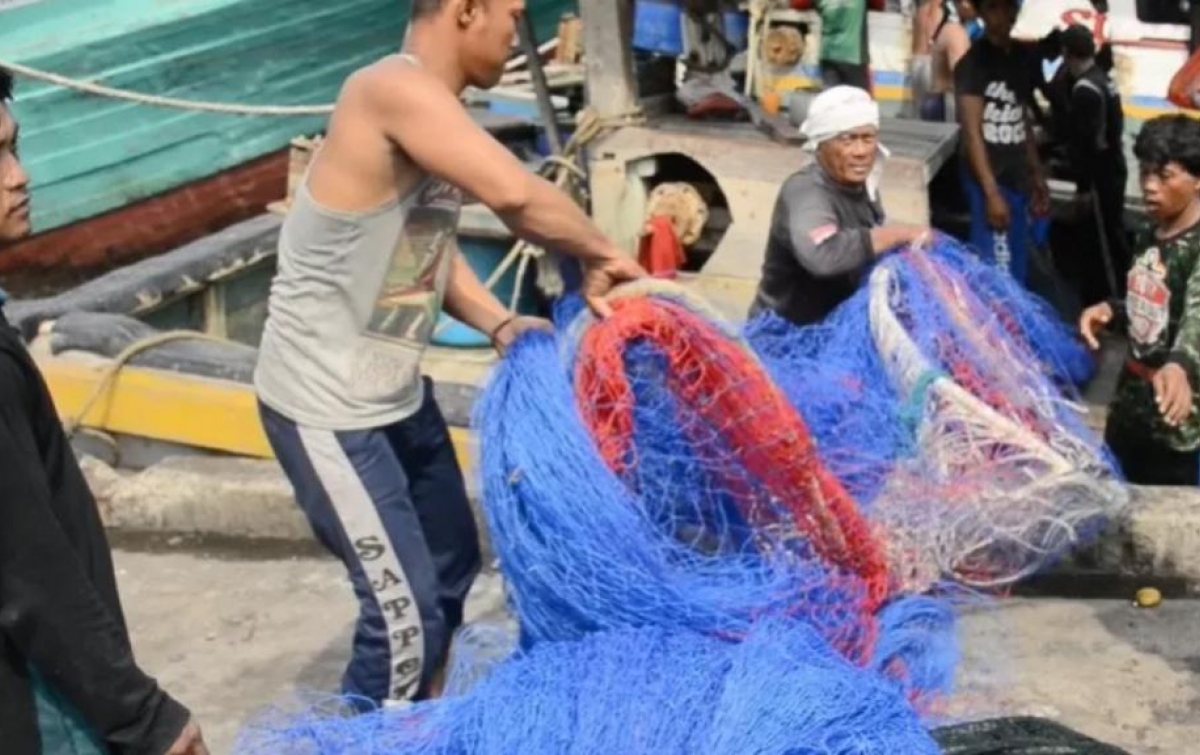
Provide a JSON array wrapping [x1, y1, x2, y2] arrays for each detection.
[[751, 86, 929, 326]]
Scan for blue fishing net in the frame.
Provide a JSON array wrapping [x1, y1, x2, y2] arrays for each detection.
[[240, 252, 1146, 751], [235, 621, 942, 755], [746, 235, 1127, 590], [477, 328, 873, 655]]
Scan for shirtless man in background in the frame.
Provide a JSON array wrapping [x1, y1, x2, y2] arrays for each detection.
[[926, 0, 974, 122], [908, 0, 938, 118], [254, 0, 644, 708]]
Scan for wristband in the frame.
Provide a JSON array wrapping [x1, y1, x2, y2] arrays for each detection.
[[489, 315, 516, 345]]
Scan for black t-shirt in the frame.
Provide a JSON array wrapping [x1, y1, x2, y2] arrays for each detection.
[[955, 37, 1033, 190]]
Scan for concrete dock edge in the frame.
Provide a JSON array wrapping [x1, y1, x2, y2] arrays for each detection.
[[80, 455, 1200, 587]]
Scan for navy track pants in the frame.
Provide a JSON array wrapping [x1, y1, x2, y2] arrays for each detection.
[[258, 378, 481, 705]]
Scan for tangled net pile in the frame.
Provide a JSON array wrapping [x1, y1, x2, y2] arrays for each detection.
[[237, 279, 963, 753], [478, 281, 958, 694], [237, 621, 941, 754], [237, 239, 1128, 752], [746, 235, 1127, 590]]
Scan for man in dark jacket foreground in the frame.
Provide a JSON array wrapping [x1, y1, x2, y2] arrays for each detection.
[[0, 67, 208, 755]]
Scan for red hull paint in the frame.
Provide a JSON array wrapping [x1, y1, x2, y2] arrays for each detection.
[[0, 149, 288, 297]]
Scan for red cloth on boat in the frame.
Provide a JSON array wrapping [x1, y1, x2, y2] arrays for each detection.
[[638, 216, 687, 278], [1169, 47, 1200, 110]]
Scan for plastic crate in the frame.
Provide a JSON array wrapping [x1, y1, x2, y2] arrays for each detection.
[[633, 1, 684, 56]]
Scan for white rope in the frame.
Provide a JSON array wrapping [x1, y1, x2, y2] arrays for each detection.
[[1, 59, 335, 116], [431, 106, 643, 338], [866, 263, 1126, 591], [3, 39, 563, 116]]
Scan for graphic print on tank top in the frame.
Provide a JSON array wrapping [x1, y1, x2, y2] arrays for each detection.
[[352, 178, 461, 400]]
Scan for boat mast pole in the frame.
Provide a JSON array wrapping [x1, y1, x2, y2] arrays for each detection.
[[579, 0, 639, 120], [515, 12, 564, 155]]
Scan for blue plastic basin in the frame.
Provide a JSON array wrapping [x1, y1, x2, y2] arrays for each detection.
[[434, 234, 538, 348]]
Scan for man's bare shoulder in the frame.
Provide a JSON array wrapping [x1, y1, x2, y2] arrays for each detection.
[[945, 24, 970, 47], [340, 55, 451, 115], [933, 23, 965, 51]]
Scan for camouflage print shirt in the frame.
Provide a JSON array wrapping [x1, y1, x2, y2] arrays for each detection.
[[1108, 221, 1200, 451]]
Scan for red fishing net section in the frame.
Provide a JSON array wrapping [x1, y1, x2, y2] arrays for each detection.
[[572, 295, 892, 613]]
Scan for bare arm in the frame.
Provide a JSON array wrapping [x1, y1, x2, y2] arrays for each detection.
[[957, 94, 999, 197], [441, 251, 554, 352], [1023, 105, 1050, 214], [441, 249, 510, 340], [360, 63, 620, 266], [944, 26, 970, 74]]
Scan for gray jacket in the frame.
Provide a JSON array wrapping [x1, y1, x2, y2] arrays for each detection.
[[751, 162, 883, 326]]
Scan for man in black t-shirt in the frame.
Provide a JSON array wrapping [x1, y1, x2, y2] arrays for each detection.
[[954, 0, 1049, 285]]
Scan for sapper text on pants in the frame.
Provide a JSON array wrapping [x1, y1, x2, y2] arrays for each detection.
[[258, 377, 481, 706]]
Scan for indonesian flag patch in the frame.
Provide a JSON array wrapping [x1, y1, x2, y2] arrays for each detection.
[[809, 224, 838, 246]]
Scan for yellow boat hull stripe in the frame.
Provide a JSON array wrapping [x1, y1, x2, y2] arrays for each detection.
[[35, 355, 478, 475]]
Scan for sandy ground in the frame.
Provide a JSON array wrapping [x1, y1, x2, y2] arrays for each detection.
[[110, 539, 1199, 755]]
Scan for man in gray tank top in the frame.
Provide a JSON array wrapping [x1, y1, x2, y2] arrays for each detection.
[[254, 0, 644, 707]]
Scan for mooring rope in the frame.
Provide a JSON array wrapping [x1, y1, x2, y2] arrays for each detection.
[[1, 38, 561, 116], [62, 330, 239, 445], [0, 59, 336, 116], [433, 106, 645, 335]]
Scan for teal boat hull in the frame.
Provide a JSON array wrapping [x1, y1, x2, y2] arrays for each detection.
[[1, 0, 574, 235]]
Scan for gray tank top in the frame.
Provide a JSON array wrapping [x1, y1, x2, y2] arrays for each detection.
[[255, 166, 462, 430]]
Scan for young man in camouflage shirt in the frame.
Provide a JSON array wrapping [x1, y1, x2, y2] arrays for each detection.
[[1081, 115, 1200, 486]]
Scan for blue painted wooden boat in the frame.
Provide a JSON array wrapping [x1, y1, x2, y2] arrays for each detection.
[[0, 0, 573, 236]]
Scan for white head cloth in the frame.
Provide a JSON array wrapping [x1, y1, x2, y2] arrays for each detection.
[[800, 85, 891, 199]]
